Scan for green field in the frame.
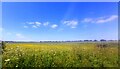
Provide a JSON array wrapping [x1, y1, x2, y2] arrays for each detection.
[[2, 42, 119, 68]]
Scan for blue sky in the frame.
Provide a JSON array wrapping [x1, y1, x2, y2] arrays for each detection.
[[0, 2, 2, 40], [2, 2, 118, 41], [2, 0, 119, 2]]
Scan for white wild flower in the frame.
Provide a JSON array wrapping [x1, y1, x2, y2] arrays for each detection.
[[16, 65, 18, 67], [5, 59, 10, 62]]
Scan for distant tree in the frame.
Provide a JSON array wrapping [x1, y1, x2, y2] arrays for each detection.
[[100, 39, 106, 42], [84, 40, 89, 42], [108, 40, 113, 41], [94, 40, 97, 42], [97, 43, 108, 48], [89, 40, 92, 42]]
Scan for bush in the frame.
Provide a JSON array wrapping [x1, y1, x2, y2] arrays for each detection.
[[96, 43, 109, 48], [2, 41, 6, 52]]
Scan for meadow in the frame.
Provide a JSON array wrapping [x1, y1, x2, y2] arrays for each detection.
[[2, 42, 119, 68]]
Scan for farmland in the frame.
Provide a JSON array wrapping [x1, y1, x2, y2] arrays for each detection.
[[2, 42, 118, 68]]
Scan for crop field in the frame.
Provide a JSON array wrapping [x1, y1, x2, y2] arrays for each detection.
[[2, 42, 119, 68]]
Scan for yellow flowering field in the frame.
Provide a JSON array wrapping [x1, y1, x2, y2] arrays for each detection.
[[2, 42, 118, 68]]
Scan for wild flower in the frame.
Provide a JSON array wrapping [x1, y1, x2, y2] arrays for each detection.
[[16, 65, 18, 67], [51, 50, 54, 52], [53, 53, 56, 56], [3, 43, 118, 67], [16, 58, 19, 59], [17, 46, 19, 47], [5, 59, 10, 62]]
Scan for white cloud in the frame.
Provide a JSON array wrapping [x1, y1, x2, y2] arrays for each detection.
[[32, 25, 38, 28], [96, 15, 118, 23], [35, 22, 41, 27], [27, 22, 34, 24], [81, 18, 93, 23], [51, 24, 58, 29], [23, 26, 28, 28], [43, 22, 49, 26], [82, 15, 118, 23], [63, 20, 78, 28], [16, 33, 25, 39], [26, 22, 41, 28]]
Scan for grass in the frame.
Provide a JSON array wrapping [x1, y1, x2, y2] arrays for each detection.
[[2, 42, 118, 68]]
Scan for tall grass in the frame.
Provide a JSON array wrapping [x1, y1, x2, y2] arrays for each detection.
[[2, 42, 118, 68]]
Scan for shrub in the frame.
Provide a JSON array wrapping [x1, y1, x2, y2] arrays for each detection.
[[2, 41, 6, 53], [96, 43, 109, 48]]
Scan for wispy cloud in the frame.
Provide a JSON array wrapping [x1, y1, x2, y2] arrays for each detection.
[[63, 20, 78, 28], [4, 32, 32, 41], [51, 24, 58, 29], [27, 22, 34, 24], [82, 15, 118, 23], [26, 22, 42, 28], [81, 18, 93, 23], [32, 25, 38, 28], [35, 22, 41, 27], [96, 15, 118, 23], [16, 33, 25, 39], [43, 22, 49, 26], [23, 26, 28, 28]]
